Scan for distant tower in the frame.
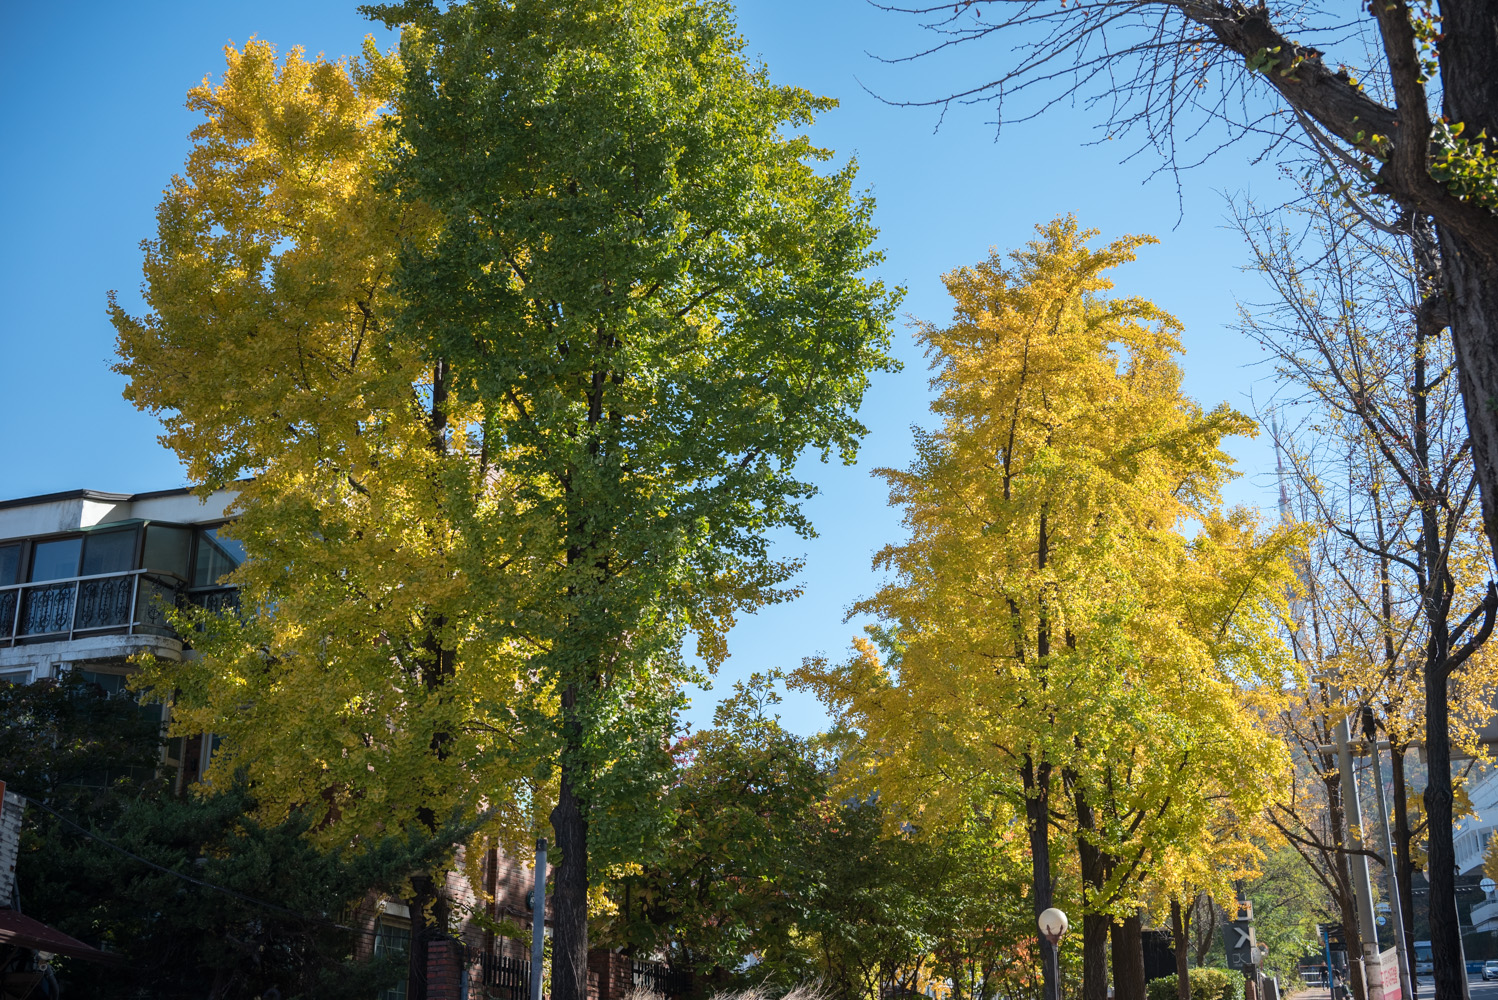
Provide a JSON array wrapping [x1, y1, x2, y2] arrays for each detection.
[[1272, 412, 1309, 653]]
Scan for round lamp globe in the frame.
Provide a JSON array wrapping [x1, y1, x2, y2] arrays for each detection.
[[1038, 907, 1069, 945]]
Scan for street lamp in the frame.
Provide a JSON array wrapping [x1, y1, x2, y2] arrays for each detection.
[[1039, 908, 1070, 946], [1039, 907, 1069, 1000]]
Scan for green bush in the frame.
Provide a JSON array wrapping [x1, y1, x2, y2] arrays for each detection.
[[1146, 968, 1244, 1000], [1147, 975, 1180, 1000]]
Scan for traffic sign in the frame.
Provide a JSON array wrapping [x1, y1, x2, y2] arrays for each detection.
[[1225, 919, 1258, 970]]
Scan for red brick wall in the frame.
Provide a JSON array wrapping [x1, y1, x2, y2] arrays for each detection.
[[588, 950, 635, 1000], [427, 938, 464, 1000]]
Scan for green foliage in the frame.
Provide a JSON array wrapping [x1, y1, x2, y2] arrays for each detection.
[[1189, 968, 1245, 1000], [365, 0, 901, 881], [0, 673, 164, 800], [1147, 975, 1180, 1000], [22, 782, 437, 999], [2, 677, 453, 999], [605, 674, 1044, 1000], [1429, 120, 1498, 211], [1245, 845, 1333, 982], [1147, 970, 1244, 1000]]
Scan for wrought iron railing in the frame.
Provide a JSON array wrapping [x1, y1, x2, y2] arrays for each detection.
[[0, 570, 238, 647]]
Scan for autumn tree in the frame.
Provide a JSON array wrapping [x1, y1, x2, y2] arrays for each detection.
[[610, 672, 1043, 1000], [109, 39, 539, 998], [797, 217, 1293, 1000], [880, 0, 1498, 570], [354, 3, 901, 999]]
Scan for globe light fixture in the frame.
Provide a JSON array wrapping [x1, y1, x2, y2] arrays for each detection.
[[1038, 907, 1069, 946]]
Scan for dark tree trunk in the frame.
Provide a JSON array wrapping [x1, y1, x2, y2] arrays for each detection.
[[407, 873, 437, 1000], [1171, 899, 1191, 1000], [1437, 0, 1498, 561], [1110, 912, 1147, 1000], [551, 676, 590, 1000], [1424, 661, 1465, 1000], [1075, 786, 1111, 1000], [1439, 233, 1498, 562], [1192, 895, 1216, 968], [551, 746, 590, 1000], [1391, 744, 1421, 999], [1024, 755, 1061, 1000]]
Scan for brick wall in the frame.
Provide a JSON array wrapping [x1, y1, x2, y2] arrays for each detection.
[[427, 938, 465, 1000]]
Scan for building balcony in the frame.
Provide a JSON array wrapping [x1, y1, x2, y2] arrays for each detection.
[[1470, 897, 1498, 932], [0, 569, 236, 648]]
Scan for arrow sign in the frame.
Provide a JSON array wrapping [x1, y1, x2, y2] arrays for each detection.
[[1224, 920, 1258, 969]]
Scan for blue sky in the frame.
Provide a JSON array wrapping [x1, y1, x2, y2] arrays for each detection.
[[0, 1, 1293, 734]]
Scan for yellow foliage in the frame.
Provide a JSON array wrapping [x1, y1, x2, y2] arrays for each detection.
[[111, 38, 542, 856], [798, 216, 1296, 919]]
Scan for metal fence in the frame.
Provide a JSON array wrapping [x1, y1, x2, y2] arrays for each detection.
[[479, 953, 531, 1000]]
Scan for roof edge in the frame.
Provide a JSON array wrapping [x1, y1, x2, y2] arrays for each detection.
[[0, 485, 237, 512]]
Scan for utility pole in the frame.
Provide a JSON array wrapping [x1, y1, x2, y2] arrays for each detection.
[[1362, 709, 1414, 1000], [530, 838, 548, 1000], [1335, 707, 1386, 1000]]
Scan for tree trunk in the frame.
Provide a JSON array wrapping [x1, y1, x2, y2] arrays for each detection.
[[1110, 912, 1147, 1000], [551, 736, 590, 1000], [1391, 744, 1421, 999], [1424, 661, 1465, 1000], [1192, 894, 1216, 968], [1437, 0, 1498, 564], [408, 872, 437, 1000], [1025, 755, 1060, 1000], [1327, 770, 1369, 1000], [1172, 898, 1191, 1000], [1439, 231, 1498, 563], [1075, 786, 1111, 1000]]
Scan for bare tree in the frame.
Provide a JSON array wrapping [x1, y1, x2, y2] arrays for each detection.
[[1235, 192, 1498, 994]]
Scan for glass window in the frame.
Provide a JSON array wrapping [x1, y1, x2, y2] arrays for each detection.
[[75, 669, 129, 695], [192, 527, 244, 588], [143, 525, 192, 579], [373, 918, 411, 1000], [81, 528, 137, 576], [29, 537, 82, 582], [0, 544, 19, 585]]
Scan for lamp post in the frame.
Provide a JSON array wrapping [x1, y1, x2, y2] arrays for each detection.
[[1039, 907, 1070, 1000]]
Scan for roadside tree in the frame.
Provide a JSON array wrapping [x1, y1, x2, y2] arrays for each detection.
[[356, 3, 901, 998], [797, 217, 1294, 1000]]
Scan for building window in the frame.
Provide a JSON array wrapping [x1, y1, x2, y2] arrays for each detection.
[[373, 918, 411, 1000], [0, 544, 19, 585], [29, 537, 82, 582], [143, 525, 192, 580], [81, 527, 137, 576], [192, 527, 244, 588]]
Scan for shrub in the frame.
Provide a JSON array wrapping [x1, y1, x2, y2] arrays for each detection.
[[1146, 968, 1244, 1000]]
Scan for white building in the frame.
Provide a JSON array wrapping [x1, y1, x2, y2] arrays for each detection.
[[1452, 762, 1498, 931], [0, 485, 240, 788]]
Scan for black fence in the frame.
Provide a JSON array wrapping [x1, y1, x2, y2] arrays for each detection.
[[480, 953, 531, 1000], [472, 952, 686, 1000], [633, 960, 691, 998]]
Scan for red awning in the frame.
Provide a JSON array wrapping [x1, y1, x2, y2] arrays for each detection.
[[0, 909, 118, 964]]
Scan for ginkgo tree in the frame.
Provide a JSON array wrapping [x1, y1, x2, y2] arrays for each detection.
[[797, 217, 1296, 1000], [355, 3, 902, 996], [111, 37, 547, 997]]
